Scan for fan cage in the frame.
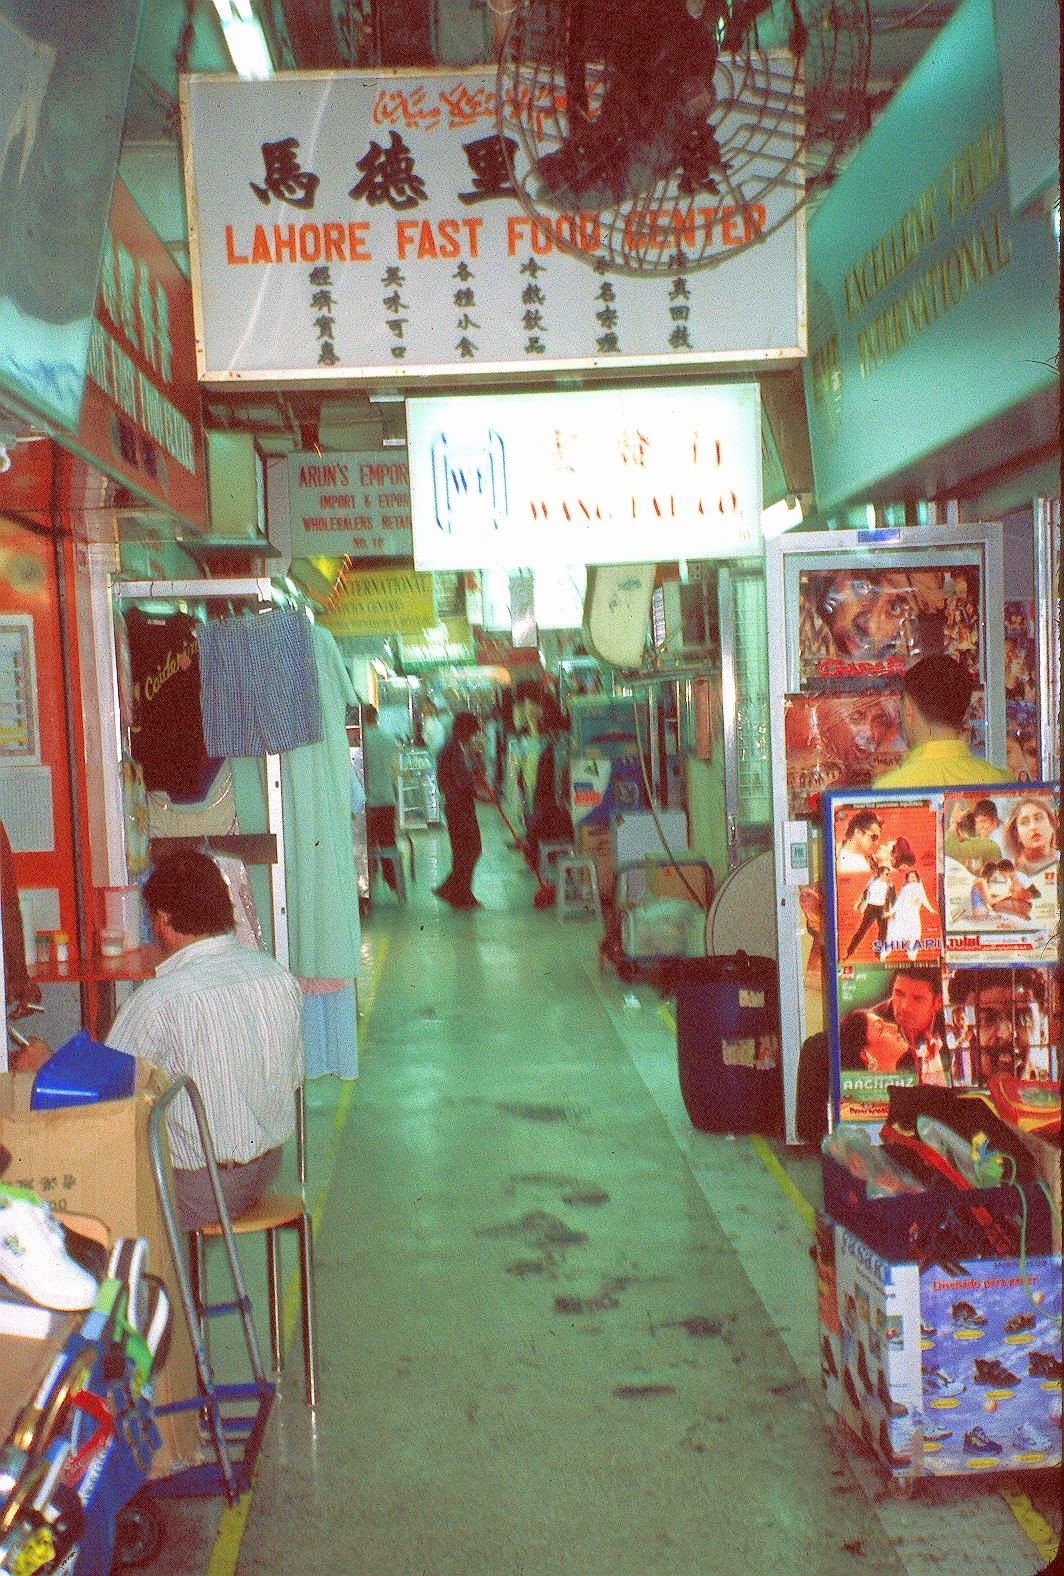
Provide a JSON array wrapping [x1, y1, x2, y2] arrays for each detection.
[[495, 0, 871, 278]]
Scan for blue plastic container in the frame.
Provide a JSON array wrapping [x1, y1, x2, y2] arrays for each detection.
[[30, 1030, 137, 1109], [672, 952, 783, 1137]]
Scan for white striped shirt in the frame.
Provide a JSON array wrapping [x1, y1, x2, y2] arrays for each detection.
[[108, 934, 304, 1171]]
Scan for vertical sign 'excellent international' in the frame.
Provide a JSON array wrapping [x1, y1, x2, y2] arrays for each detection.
[[180, 68, 804, 380]]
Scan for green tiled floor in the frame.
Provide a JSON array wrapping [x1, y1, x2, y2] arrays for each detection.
[[139, 809, 1061, 1575]]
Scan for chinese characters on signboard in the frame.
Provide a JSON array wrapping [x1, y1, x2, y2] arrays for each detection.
[[181, 69, 803, 379], [405, 384, 762, 568], [79, 177, 207, 529]]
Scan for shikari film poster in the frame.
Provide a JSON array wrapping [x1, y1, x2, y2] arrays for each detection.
[[783, 690, 905, 818], [796, 564, 982, 688], [943, 786, 1059, 963], [832, 799, 942, 966], [943, 964, 1059, 1084]]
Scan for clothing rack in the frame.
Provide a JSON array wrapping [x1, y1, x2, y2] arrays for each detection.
[[111, 579, 290, 967]]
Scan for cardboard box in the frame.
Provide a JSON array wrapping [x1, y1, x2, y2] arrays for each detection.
[[824, 1219, 1062, 1480], [0, 1070, 203, 1477]]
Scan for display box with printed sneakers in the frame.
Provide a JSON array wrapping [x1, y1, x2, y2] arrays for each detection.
[[818, 1219, 1062, 1481], [812, 1215, 842, 1412], [832, 1225, 924, 1475], [0, 1068, 200, 1478]]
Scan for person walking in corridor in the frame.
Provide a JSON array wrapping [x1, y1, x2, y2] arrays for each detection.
[[434, 711, 483, 909]]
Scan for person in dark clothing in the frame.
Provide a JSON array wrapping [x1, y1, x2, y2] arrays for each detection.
[[525, 694, 573, 874], [434, 712, 483, 909]]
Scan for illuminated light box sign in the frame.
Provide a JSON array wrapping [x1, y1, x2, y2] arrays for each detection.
[[180, 68, 803, 380], [319, 568, 434, 637], [407, 384, 762, 570], [287, 450, 411, 558]]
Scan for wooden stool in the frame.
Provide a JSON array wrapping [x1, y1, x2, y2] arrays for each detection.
[[556, 856, 601, 921], [189, 1192, 318, 1408], [537, 841, 574, 885]]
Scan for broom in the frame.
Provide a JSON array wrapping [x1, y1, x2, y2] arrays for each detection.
[[480, 778, 557, 907]]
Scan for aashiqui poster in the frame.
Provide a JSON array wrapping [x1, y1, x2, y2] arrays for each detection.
[[835, 962, 944, 1124], [783, 690, 905, 817], [832, 799, 942, 965], [796, 564, 982, 687], [942, 786, 1059, 963], [943, 964, 1059, 1083]]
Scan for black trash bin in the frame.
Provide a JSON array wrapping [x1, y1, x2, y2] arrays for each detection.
[[671, 952, 783, 1136]]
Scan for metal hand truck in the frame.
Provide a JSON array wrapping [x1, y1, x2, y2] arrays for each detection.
[[145, 1077, 275, 1506]]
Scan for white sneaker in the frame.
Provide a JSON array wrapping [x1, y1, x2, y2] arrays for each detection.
[[0, 1193, 98, 1311]]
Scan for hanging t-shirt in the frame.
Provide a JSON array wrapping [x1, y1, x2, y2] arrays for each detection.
[[124, 609, 223, 804]]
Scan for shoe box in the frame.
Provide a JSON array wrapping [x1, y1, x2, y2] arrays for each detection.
[[820, 1153, 1057, 1263], [813, 1214, 842, 1414], [0, 1069, 201, 1479], [832, 1223, 923, 1475], [819, 1216, 1062, 1479]]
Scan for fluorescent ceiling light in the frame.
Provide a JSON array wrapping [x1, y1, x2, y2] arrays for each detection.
[[212, 0, 274, 78], [761, 497, 803, 540]]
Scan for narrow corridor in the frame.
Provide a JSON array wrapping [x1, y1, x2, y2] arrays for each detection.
[[145, 809, 1060, 1575]]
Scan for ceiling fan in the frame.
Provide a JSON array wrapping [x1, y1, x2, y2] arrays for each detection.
[[495, 0, 872, 277]]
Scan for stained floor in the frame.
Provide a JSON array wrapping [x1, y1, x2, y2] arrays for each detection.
[[139, 808, 1061, 1575]]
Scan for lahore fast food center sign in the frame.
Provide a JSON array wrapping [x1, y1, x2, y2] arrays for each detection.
[[179, 67, 804, 380]]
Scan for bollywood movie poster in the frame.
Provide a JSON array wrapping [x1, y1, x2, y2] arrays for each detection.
[[943, 963, 1059, 1084], [796, 564, 982, 690], [832, 799, 942, 966], [835, 963, 925, 1127], [784, 690, 905, 818], [1004, 600, 1039, 782], [942, 786, 1059, 963]]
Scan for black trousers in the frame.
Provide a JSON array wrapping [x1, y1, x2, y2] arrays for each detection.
[[846, 903, 888, 958], [441, 803, 481, 900], [367, 804, 398, 889]]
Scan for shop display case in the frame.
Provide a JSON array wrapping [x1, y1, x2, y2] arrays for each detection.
[[397, 748, 440, 830]]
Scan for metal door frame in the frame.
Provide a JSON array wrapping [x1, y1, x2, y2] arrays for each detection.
[[764, 523, 1005, 1142]]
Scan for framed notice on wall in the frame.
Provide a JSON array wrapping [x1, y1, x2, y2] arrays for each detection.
[[0, 617, 39, 761]]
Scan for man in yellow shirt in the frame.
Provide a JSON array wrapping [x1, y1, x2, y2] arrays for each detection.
[[874, 655, 1011, 788]]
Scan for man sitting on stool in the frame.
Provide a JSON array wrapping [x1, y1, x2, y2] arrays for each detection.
[[108, 849, 304, 1229]]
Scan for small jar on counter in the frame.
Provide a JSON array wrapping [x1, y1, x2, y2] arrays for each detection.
[[99, 928, 126, 959], [52, 931, 69, 965]]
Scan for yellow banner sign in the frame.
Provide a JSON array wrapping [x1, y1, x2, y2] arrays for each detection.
[[321, 570, 435, 637]]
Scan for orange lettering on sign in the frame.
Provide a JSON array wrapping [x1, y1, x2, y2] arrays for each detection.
[[396, 218, 484, 261], [225, 225, 249, 264]]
